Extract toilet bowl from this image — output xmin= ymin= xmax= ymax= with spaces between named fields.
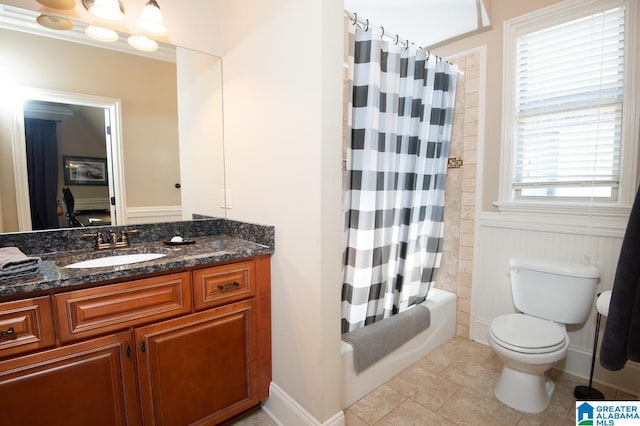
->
xmin=488 ymin=313 xmax=569 ymax=413
xmin=489 ymin=257 xmax=599 ymax=413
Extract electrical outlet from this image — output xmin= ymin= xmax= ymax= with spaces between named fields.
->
xmin=219 ymin=189 xmax=233 ymax=209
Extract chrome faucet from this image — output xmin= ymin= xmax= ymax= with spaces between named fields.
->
xmin=82 ymin=229 xmax=140 ymax=250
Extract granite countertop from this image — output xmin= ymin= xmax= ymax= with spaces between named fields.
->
xmin=0 ymin=219 xmax=274 ymax=298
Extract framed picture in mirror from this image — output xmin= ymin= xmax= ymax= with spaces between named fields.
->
xmin=63 ymin=156 xmax=108 ymax=186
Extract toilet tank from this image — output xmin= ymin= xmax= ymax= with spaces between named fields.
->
xmin=510 ymin=257 xmax=600 ymax=324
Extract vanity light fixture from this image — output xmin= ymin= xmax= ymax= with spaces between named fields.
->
xmin=137 ymin=0 xmax=167 ymax=35
xmin=127 ymin=34 xmax=158 ymax=51
xmin=36 ymin=14 xmax=74 ymax=31
xmin=82 ymin=0 xmax=124 ymax=23
xmin=36 ymin=0 xmax=76 ymax=9
xmin=84 ymin=24 xmax=119 ymax=42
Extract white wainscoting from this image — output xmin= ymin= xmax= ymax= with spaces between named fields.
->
xmin=74 ymin=197 xmax=110 ymax=211
xmin=125 ymin=206 xmax=182 ymax=224
xmin=471 ymin=211 xmax=640 ymax=395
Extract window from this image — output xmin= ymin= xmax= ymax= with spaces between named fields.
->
xmin=500 ymin=0 xmax=639 ymax=210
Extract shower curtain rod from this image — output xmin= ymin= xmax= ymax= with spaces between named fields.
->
xmin=345 ymin=10 xmax=464 ymax=75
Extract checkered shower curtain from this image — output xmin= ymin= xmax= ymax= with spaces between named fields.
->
xmin=341 ymin=22 xmax=458 ymax=333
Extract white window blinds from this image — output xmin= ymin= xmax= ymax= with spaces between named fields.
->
xmin=513 ymin=5 xmax=625 ymax=200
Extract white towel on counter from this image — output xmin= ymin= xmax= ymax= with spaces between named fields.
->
xmin=0 ymin=247 xmax=41 ymax=279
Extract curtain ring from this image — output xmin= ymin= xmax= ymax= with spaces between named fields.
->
xmin=404 ymin=39 xmax=410 ymax=50
xmin=381 ymin=26 xmax=385 ymax=39
xmin=394 ymin=34 xmax=399 ymax=45
xmin=352 ymin=12 xmax=357 ymax=25
xmin=365 ymin=19 xmax=369 ymax=31
xmin=426 ymin=51 xmax=431 ymax=60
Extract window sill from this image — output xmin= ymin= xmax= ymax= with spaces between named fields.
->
xmin=487 ymin=201 xmax=631 ymax=237
xmin=493 ymin=201 xmax=631 ymax=218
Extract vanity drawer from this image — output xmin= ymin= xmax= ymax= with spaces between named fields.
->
xmin=193 ymin=260 xmax=256 ymax=310
xmin=0 ymin=296 xmax=55 ymax=358
xmin=54 ymin=272 xmax=192 ymax=342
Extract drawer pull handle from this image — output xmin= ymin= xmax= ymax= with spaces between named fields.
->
xmin=0 ymin=327 xmax=15 ymax=337
xmin=217 ymin=282 xmax=240 ymax=292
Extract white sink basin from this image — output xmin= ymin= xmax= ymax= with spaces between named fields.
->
xmin=65 ymin=253 xmax=167 ymax=269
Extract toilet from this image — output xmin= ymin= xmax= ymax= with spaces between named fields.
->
xmin=488 ymin=257 xmax=599 ymax=413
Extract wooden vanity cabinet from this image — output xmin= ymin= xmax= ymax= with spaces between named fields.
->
xmin=0 ymin=255 xmax=271 ymax=426
xmin=54 ymin=272 xmax=192 ymax=343
xmin=0 ymin=331 xmax=139 ymax=426
xmin=136 ymin=299 xmax=258 ymax=425
xmin=193 ymin=260 xmax=256 ymax=310
xmin=0 ymin=296 xmax=55 ymax=358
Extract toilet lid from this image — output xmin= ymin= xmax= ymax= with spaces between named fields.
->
xmin=490 ymin=314 xmax=566 ymax=354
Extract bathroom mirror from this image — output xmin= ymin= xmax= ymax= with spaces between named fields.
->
xmin=0 ymin=2 xmax=226 ymax=233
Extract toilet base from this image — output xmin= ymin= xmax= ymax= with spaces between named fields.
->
xmin=494 ymin=365 xmax=555 ymax=413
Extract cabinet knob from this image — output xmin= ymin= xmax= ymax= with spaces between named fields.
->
xmin=125 ymin=344 xmax=131 ymax=358
xmin=217 ymin=282 xmax=240 ymax=292
xmin=140 ymin=341 xmax=146 ymax=353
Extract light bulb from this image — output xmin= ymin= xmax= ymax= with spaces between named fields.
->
xmin=89 ymin=0 xmax=123 ymax=23
xmin=85 ymin=25 xmax=118 ymax=42
xmin=138 ymin=0 xmax=167 ymax=35
xmin=128 ymin=34 xmax=158 ymax=52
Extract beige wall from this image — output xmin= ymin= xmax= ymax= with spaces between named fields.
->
xmin=0 ymin=28 xmax=180 ymax=231
xmin=220 ymin=0 xmax=344 ymax=422
xmin=432 ymin=0 xmax=565 ymax=211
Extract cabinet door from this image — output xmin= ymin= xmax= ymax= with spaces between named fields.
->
xmin=0 ymin=331 xmax=139 ymax=426
xmin=136 ymin=299 xmax=259 ymax=426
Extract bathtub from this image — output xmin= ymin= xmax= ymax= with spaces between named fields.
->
xmin=340 ymin=288 xmax=457 ymax=408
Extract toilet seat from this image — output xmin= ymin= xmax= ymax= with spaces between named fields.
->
xmin=490 ymin=314 xmax=566 ymax=354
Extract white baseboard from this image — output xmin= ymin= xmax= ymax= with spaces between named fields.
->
xmin=561 ymin=346 xmax=640 ymax=397
xmin=470 ymin=319 xmax=490 ymax=345
xmin=263 ymin=382 xmax=345 ymax=426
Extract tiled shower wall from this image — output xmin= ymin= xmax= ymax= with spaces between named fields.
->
xmin=435 ymin=49 xmax=481 ymax=339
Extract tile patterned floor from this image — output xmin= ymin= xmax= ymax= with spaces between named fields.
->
xmin=230 ymin=337 xmax=637 ymax=425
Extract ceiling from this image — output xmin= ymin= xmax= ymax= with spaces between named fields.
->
xmin=344 ymin=0 xmax=490 ymax=48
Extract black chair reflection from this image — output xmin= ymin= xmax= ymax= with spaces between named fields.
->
xmin=62 ymin=187 xmax=84 ymax=227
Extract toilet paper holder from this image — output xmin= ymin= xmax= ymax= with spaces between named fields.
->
xmin=573 ymin=291 xmax=612 ymax=400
